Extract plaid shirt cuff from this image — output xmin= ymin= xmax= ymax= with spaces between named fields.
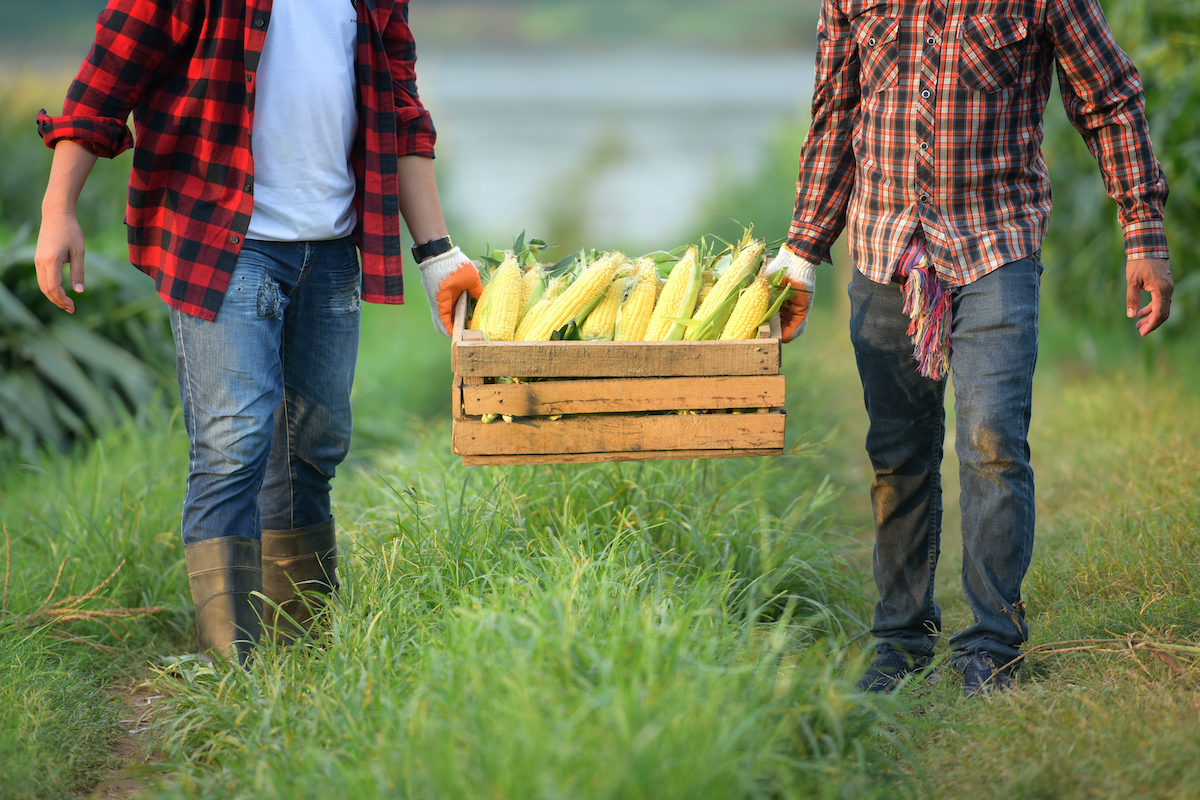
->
xmin=398 ymin=109 xmax=437 ymax=158
xmin=786 ymin=226 xmax=833 ymax=266
xmin=37 ymin=110 xmax=134 ymax=159
xmin=1123 ymin=221 xmax=1170 ymax=262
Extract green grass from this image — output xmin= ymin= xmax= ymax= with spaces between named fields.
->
xmin=3 ymin=272 xmax=1200 ymax=798
xmin=896 ymin=353 xmax=1200 ymax=800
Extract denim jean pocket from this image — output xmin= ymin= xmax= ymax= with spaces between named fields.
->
xmin=257 ymin=277 xmax=291 ymax=319
xmin=321 ymin=240 xmax=363 ymax=318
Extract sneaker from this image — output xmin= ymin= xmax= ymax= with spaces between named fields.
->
xmin=855 ymin=643 xmax=933 ymax=693
xmin=961 ymin=647 xmax=1018 ymax=697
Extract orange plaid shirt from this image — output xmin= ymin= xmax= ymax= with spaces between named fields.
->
xmin=787 ymin=0 xmax=1170 ymax=285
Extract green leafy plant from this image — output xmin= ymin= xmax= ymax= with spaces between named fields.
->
xmin=0 ymin=234 xmax=175 ymax=457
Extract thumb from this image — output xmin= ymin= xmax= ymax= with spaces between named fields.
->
xmin=69 ymin=245 xmax=86 ymax=293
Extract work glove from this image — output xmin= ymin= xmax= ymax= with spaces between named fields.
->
xmin=419 ymin=246 xmax=483 ymax=337
xmin=765 ymin=246 xmax=817 ymax=342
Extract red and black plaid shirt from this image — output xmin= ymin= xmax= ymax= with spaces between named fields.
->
xmin=787 ymin=0 xmax=1170 ymax=285
xmin=37 ymin=0 xmax=435 ymax=321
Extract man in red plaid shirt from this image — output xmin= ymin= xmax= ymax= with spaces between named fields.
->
xmin=35 ymin=0 xmax=481 ymax=665
xmin=768 ymin=0 xmax=1174 ymax=695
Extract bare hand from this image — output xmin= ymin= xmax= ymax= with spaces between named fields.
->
xmin=34 ymin=211 xmax=86 ymax=314
xmin=1125 ymin=258 xmax=1173 ymax=336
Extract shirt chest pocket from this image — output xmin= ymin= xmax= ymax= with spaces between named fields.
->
xmin=957 ymin=15 xmax=1031 ymax=94
xmin=852 ymin=15 xmax=901 ymax=93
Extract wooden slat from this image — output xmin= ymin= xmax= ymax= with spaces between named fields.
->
xmin=462 ymin=375 xmax=785 ymax=417
xmin=452 ymin=376 xmax=465 ymax=421
xmin=461 ymin=447 xmax=784 ymax=466
xmin=454 ymin=338 xmax=781 ymax=379
xmin=453 ymin=410 xmax=785 ymax=457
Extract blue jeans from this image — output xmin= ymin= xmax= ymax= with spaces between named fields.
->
xmin=848 ymin=255 xmax=1041 ymax=669
xmin=170 ymin=237 xmax=361 ymax=546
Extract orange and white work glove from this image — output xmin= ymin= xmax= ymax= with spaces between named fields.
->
xmin=765 ymin=246 xmax=817 ymax=343
xmin=419 ymin=246 xmax=483 ymax=337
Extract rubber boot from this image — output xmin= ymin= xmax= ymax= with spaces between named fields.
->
xmin=184 ymin=536 xmax=263 ymax=667
xmin=261 ymin=517 xmax=339 ymax=644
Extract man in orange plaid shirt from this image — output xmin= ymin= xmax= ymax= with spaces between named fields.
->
xmin=768 ymin=0 xmax=1174 ymax=695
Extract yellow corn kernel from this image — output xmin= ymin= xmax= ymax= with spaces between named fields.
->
xmin=615 ymin=258 xmax=659 ymax=341
xmin=524 ymin=252 xmax=624 ymax=341
xmin=580 ymin=276 xmax=626 ymax=340
xmin=520 ymin=264 xmax=544 ymax=317
xmin=483 ymin=255 xmax=523 ymax=341
xmin=515 ymin=275 xmax=567 ymax=340
xmin=693 ymin=238 xmax=764 ymax=322
xmin=720 ymin=271 xmax=771 ymax=340
xmin=644 ymin=247 xmax=698 ymax=341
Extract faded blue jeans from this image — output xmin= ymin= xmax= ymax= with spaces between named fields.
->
xmin=848 ymin=254 xmax=1041 ymax=669
xmin=170 ymin=237 xmax=361 ymax=546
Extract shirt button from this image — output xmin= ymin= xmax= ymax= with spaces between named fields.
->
xmin=254 ymin=17 xmax=266 ymax=28
xmin=921 ymin=89 xmax=931 ymax=99
xmin=919 ymin=142 xmax=929 ymax=151
xmin=244 ymin=181 xmax=253 ymax=192
xmin=230 ymin=235 xmax=241 ymax=244
xmin=927 ymin=36 xmax=936 ymax=45
xmin=246 ymin=73 xmax=253 ymax=82
xmin=919 ymin=194 xmax=929 ymax=203
xmin=868 ymin=36 xmax=877 ymax=46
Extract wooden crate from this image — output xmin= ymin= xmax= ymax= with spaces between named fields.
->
xmin=451 ymin=294 xmax=786 ymax=465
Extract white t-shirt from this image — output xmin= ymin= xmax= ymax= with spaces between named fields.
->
xmin=246 ymin=0 xmax=359 ymax=242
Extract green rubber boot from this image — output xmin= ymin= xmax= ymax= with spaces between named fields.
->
xmin=261 ymin=517 xmax=339 ymax=644
xmin=184 ymin=536 xmax=263 ymax=667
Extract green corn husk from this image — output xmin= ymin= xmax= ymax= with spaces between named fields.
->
xmin=683 ymin=230 xmax=765 ymax=341
xmin=758 ymin=268 xmax=804 ymax=329
xmin=663 ymin=240 xmax=710 ymax=341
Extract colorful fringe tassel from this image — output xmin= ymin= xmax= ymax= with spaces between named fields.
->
xmin=896 ymin=233 xmax=952 ymax=381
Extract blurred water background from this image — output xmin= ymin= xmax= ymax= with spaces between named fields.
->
xmin=0 ymin=0 xmax=821 ymax=255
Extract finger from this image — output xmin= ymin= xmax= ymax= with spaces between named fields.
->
xmin=1125 ymin=272 xmax=1142 ymax=319
xmin=35 ymin=255 xmax=76 ymax=314
xmin=1136 ymin=291 xmax=1169 ymax=336
xmin=464 ymin=266 xmax=483 ymax=299
xmin=436 ymin=290 xmax=457 ymax=337
xmin=45 ymin=282 xmax=76 ymax=314
xmin=69 ymin=246 xmax=86 ymax=293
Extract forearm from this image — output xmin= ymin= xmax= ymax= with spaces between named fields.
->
xmin=42 ymin=139 xmax=99 ymax=216
xmin=396 ymin=155 xmax=449 ymax=246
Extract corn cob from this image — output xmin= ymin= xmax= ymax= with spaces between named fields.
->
xmin=523 ymin=251 xmax=624 ymax=341
xmin=684 ymin=231 xmax=765 ymax=341
xmin=515 ymin=275 xmax=568 ymax=340
xmin=719 ymin=269 xmax=771 ymax=339
xmin=482 ymin=254 xmax=524 ymax=341
xmin=644 ymin=246 xmax=702 ymax=341
xmin=614 ymin=257 xmax=659 ymax=341
xmin=520 ymin=264 xmax=545 ymax=319
xmin=580 ymin=266 xmax=633 ymax=340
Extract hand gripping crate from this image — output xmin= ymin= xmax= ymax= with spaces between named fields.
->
xmin=450 ymin=294 xmax=786 ymax=466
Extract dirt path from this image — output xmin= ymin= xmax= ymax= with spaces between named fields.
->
xmin=84 ymin=681 xmax=168 ymax=799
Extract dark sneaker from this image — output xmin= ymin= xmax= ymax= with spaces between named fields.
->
xmin=855 ymin=643 xmax=933 ymax=693
xmin=961 ymin=647 xmax=1018 ymax=697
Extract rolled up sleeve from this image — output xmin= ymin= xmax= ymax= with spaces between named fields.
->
xmin=383 ymin=0 xmax=437 ymax=158
xmin=36 ymin=0 xmax=199 ymax=158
